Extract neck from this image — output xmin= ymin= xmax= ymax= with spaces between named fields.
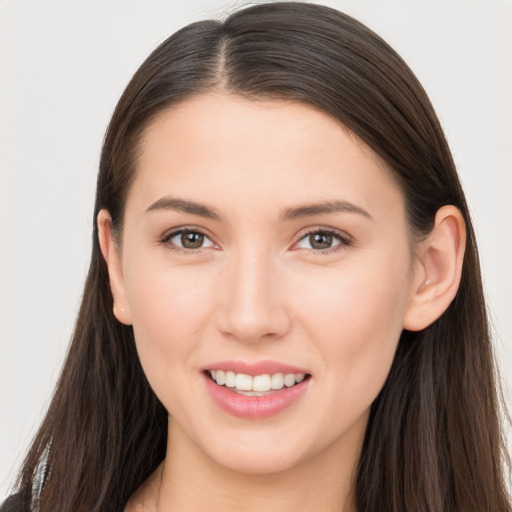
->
xmin=141 ymin=416 xmax=363 ymax=512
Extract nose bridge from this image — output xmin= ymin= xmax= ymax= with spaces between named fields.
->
xmin=219 ymin=244 xmax=290 ymax=343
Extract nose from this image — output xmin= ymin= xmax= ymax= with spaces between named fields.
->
xmin=216 ymin=248 xmax=291 ymax=344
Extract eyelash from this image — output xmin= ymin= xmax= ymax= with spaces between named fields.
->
xmin=294 ymin=228 xmax=353 ymax=255
xmin=159 ymin=227 xmax=215 ymax=254
xmin=159 ymin=227 xmax=352 ymax=255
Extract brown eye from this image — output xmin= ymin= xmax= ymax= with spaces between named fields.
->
xmin=165 ymin=229 xmax=215 ymax=251
xmin=295 ymin=229 xmax=350 ymax=252
xmin=309 ymin=232 xmax=333 ymax=249
xmin=181 ymin=231 xmax=204 ymax=249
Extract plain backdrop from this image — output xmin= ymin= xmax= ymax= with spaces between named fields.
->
xmin=1 ymin=0 xmax=511 ymax=500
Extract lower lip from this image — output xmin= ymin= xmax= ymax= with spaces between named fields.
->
xmin=204 ymin=374 xmax=310 ymax=419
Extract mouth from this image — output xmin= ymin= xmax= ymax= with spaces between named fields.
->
xmin=203 ymin=364 xmax=312 ymax=419
xmin=206 ymin=369 xmax=309 ymax=396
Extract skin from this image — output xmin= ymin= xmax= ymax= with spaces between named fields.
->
xmin=98 ymin=92 xmax=465 ymax=512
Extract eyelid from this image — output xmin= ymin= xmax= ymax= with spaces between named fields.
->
xmin=158 ymin=225 xmax=353 ymax=254
xmin=291 ymin=226 xmax=353 ymax=252
xmin=159 ymin=226 xmax=218 ymax=252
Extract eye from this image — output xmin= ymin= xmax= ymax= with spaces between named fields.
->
xmin=162 ymin=229 xmax=216 ymax=251
xmin=294 ymin=229 xmax=351 ymax=252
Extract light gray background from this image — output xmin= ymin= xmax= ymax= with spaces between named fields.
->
xmin=1 ymin=0 xmax=511 ymax=500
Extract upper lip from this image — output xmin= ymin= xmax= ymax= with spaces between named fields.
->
xmin=202 ymin=360 xmax=311 ymax=376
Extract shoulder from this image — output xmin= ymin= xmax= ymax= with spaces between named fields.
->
xmin=1 ymin=446 xmax=50 ymax=512
xmin=0 ymin=494 xmax=29 ymax=512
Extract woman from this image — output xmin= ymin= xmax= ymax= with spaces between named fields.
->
xmin=3 ymin=2 xmax=510 ymax=511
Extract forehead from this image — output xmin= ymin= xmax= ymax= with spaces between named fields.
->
xmin=129 ymin=92 xmax=403 ymax=220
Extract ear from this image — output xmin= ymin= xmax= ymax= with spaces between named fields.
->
xmin=403 ymin=205 xmax=466 ymax=331
xmin=97 ymin=209 xmax=132 ymax=325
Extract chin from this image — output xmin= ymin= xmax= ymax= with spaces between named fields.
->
xmin=194 ymin=422 xmax=320 ymax=476
xmin=209 ymin=445 xmax=306 ymax=476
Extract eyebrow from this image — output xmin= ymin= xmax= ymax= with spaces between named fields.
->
xmin=281 ymin=200 xmax=372 ymax=221
xmin=145 ymin=196 xmax=372 ymax=222
xmin=145 ymin=197 xmax=221 ymax=220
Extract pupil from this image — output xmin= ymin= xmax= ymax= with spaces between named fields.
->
xmin=181 ymin=232 xmax=204 ymax=249
xmin=310 ymin=232 xmax=332 ymax=249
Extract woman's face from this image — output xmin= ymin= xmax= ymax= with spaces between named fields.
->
xmin=113 ymin=93 xmax=419 ymax=475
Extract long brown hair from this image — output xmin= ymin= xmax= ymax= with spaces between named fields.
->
xmin=12 ymin=2 xmax=511 ymax=510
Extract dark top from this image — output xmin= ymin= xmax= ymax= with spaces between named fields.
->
xmin=0 ymin=494 xmax=28 ymax=512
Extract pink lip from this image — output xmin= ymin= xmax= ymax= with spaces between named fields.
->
xmin=202 ymin=362 xmax=311 ymax=420
xmin=202 ymin=360 xmax=310 ymax=376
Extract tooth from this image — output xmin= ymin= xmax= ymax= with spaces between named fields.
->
xmin=215 ymin=370 xmax=225 ymax=385
xmin=225 ymin=371 xmax=236 ymax=387
xmin=284 ymin=374 xmax=296 ymax=387
xmin=270 ymin=373 xmax=284 ymax=390
xmin=235 ymin=373 xmax=253 ymax=391
xmin=253 ymin=374 xmax=271 ymax=392
xmin=212 ymin=370 xmax=307 ymax=390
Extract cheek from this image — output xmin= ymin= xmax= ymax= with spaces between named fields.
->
xmin=123 ymin=259 xmax=215 ymax=407
xmin=297 ymin=249 xmax=412 ymax=398
xmin=127 ymin=255 xmax=215 ymax=329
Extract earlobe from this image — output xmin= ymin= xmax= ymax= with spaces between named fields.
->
xmin=97 ymin=209 xmax=132 ymax=325
xmin=403 ymin=205 xmax=466 ymax=331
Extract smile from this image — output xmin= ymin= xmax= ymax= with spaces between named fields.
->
xmin=203 ymin=364 xmax=311 ymax=419
xmin=208 ymin=370 xmax=306 ymax=395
